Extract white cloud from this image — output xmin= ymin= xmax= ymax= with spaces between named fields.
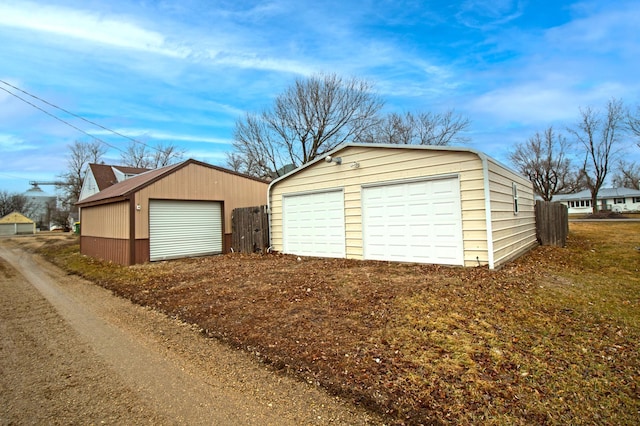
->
xmin=0 ymin=133 xmax=34 ymax=151
xmin=456 ymin=0 xmax=524 ymax=29
xmin=470 ymin=85 xmax=582 ymax=125
xmin=543 ymin=2 xmax=640 ymax=58
xmin=0 ymin=1 xmax=190 ymax=58
xmin=207 ymin=51 xmax=314 ymax=75
xmin=467 ymin=79 xmax=631 ymax=131
xmin=0 ymin=1 xmax=319 ymax=76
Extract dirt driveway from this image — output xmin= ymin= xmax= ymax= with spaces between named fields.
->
xmin=0 ymin=238 xmax=379 ymax=425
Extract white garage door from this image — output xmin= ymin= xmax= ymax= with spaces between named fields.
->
xmin=362 ymin=177 xmax=463 ymax=265
xmin=283 ymin=191 xmax=345 ymax=258
xmin=149 ymin=200 xmax=222 ymax=261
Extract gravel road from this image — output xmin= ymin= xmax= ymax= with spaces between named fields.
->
xmin=0 ymin=238 xmax=381 ymax=425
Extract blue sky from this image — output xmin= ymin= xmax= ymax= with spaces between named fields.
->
xmin=1 ymin=0 xmax=639 ymax=194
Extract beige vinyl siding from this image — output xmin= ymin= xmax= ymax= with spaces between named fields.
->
xmin=270 ymin=146 xmax=488 ymax=265
xmin=486 ymin=159 xmax=537 ymax=268
xmin=134 ymin=163 xmax=268 ymax=239
xmin=81 ymin=202 xmax=129 ymax=239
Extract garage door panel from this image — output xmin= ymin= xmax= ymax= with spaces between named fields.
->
xmin=283 ymin=191 xmax=345 ymax=258
xmin=363 ymin=178 xmax=463 ymax=265
xmin=150 ymin=200 xmax=222 ymax=261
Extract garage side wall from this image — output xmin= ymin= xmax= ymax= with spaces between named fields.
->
xmin=487 ymin=159 xmax=537 ymax=268
xmin=270 ymin=146 xmax=490 ymax=266
xmin=79 ymin=201 xmax=130 ymax=265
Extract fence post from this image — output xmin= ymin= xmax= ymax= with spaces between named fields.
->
xmin=535 ymin=200 xmax=568 ymax=247
xmin=231 ymin=205 xmax=270 ymax=253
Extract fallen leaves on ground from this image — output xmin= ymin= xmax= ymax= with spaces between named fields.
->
xmin=35 ymin=223 xmax=640 ymax=425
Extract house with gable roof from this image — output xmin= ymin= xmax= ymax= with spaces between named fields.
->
xmin=79 ymin=163 xmax=150 ymax=201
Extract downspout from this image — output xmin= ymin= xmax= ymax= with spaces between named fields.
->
xmin=479 ymin=153 xmax=495 ymax=269
xmin=266 ymin=179 xmax=276 ymax=252
xmin=129 ymin=196 xmax=136 ymax=266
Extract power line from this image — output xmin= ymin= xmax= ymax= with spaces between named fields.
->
xmin=0 ymin=84 xmax=126 ymax=154
xmin=0 ymin=79 xmax=167 ymax=155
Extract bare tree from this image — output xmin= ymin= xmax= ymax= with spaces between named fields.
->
xmin=151 ymin=142 xmax=186 ymax=168
xmin=358 ymin=110 xmax=470 ymax=146
xmin=414 ymin=110 xmax=471 ymax=145
xmin=121 ymin=141 xmax=185 ymax=169
xmin=230 ymin=73 xmax=384 ymax=178
xmin=611 ymin=160 xmax=640 ymax=189
xmin=231 ymin=113 xmax=283 ymax=179
xmin=120 ymin=142 xmax=150 ymax=168
xmin=0 ymin=191 xmax=36 ymax=218
xmin=58 ymin=139 xmax=106 ymax=210
xmin=568 ymin=99 xmax=625 ymax=213
xmin=226 ymin=152 xmax=245 ymax=173
xmin=358 ymin=112 xmax=413 ymax=144
xmin=627 ymin=105 xmax=640 ymax=149
xmin=509 ymin=127 xmax=576 ymax=201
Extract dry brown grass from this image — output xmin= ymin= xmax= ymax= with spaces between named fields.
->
xmin=31 ymin=222 xmax=640 ymax=425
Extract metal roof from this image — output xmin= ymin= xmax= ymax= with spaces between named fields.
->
xmin=552 ymin=187 xmax=640 ymax=201
xmin=268 ymin=142 xmax=522 ymax=188
xmin=76 ymin=159 xmax=268 ymax=207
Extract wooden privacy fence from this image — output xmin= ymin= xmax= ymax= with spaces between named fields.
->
xmin=535 ymin=200 xmax=568 ymax=247
xmin=231 ymin=205 xmax=269 ymax=253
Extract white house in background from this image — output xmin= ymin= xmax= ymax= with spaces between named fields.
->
xmin=552 ymin=188 xmax=640 ymax=214
xmin=79 ymin=163 xmax=150 ymax=201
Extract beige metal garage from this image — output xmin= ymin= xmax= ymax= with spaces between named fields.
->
xmin=76 ymin=159 xmax=269 ymax=265
xmin=268 ymin=143 xmax=537 ymax=269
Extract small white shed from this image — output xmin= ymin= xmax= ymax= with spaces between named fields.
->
xmin=268 ymin=143 xmax=537 ymax=269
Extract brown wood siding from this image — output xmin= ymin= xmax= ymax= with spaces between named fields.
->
xmin=80 ymin=201 xmax=129 ymax=239
xmin=270 ymin=146 xmax=487 ymax=266
xmin=80 ymin=236 xmax=130 ymax=265
xmin=134 ymin=163 xmax=268 ymax=239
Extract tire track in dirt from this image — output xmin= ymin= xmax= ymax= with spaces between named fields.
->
xmin=0 ymin=241 xmax=380 ymax=425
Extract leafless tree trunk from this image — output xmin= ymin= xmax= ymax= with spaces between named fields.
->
xmin=568 ymin=99 xmax=625 ymax=213
xmin=509 ymin=127 xmax=576 ymax=201
xmin=58 ymin=140 xmax=106 ymax=210
xmin=230 ymin=73 xmax=383 ymax=178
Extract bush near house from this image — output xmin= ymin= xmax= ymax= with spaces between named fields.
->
xmin=36 ymin=223 xmax=639 ymax=425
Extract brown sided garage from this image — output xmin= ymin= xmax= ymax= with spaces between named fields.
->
xmin=76 ymin=159 xmax=268 ymax=265
xmin=268 ymin=143 xmax=537 ymax=269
